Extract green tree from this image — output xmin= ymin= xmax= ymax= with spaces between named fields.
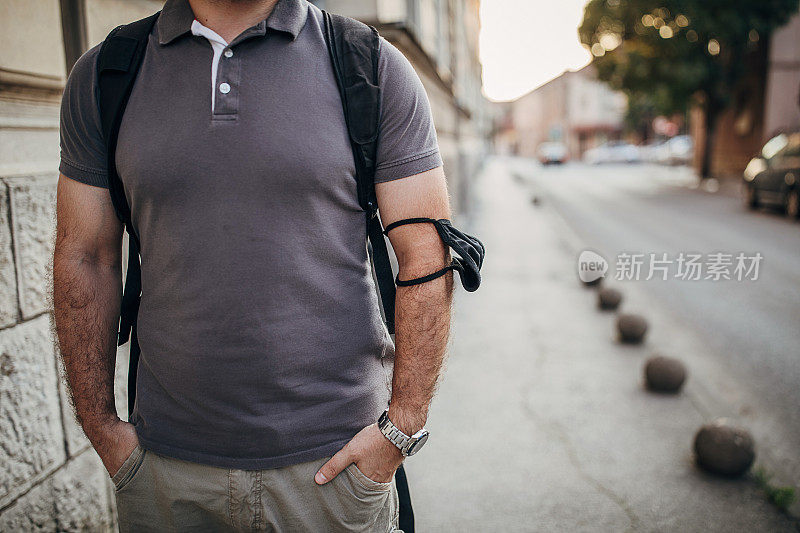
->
xmin=579 ymin=0 xmax=799 ymax=178
xmin=624 ymin=93 xmax=658 ymax=141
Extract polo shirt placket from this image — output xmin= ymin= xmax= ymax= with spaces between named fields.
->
xmin=209 ymin=23 xmax=271 ymax=119
xmin=213 ymin=43 xmax=240 ymax=119
xmin=189 ymin=15 xmax=274 ymax=120
xmin=198 ymin=22 xmax=270 ymax=120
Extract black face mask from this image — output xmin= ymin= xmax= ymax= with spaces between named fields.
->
xmin=430 ymin=219 xmax=484 ymax=291
xmin=383 ymin=217 xmax=485 ymax=291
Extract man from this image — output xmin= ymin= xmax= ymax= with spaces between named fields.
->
xmin=52 ymin=0 xmax=453 ymax=530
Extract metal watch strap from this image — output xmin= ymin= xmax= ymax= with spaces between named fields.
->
xmin=380 ymin=417 xmax=411 ymax=450
xmin=378 ymin=409 xmax=413 ymax=452
xmin=378 ymin=409 xmax=430 ymax=456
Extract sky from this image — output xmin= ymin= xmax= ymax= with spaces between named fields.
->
xmin=479 ymin=0 xmax=593 ymax=102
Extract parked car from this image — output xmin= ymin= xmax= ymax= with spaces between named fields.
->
xmin=584 ymin=141 xmax=640 ymax=164
xmin=639 ymin=140 xmax=667 ymax=163
xmin=537 ymin=141 xmax=568 ymax=165
xmin=742 ymin=131 xmax=800 ymax=219
xmin=660 ymin=135 xmax=693 ymax=166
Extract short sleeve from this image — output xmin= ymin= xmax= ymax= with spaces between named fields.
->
xmin=373 ymin=37 xmax=443 ymax=183
xmin=59 ymin=43 xmax=109 ymax=188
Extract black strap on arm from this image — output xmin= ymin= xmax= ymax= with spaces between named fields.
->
xmin=384 ymin=217 xmax=485 ymax=291
xmin=96 ymin=11 xmax=160 ymax=420
xmin=322 ymin=10 xmax=398 ymax=335
xmin=396 ymin=264 xmax=453 ymax=286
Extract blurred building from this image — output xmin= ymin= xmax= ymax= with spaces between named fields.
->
xmin=0 ymin=0 xmax=488 ymax=529
xmin=764 ymin=12 xmax=800 ymax=139
xmin=497 ymin=64 xmax=626 ymax=161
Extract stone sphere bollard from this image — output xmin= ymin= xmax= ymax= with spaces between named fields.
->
xmin=597 ymin=288 xmax=623 ymax=310
xmin=644 ymin=355 xmax=686 ymax=393
xmin=617 ymin=313 xmax=648 ymax=343
xmin=582 ymin=276 xmax=603 ymax=288
xmin=693 ymin=419 xmax=755 ymax=477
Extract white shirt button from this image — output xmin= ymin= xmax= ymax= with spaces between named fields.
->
xmin=224 ymin=49 xmax=233 ymax=58
xmin=219 ymin=82 xmax=231 ymax=94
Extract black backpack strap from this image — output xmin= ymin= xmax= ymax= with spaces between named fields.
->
xmin=96 ymin=11 xmax=159 ymax=420
xmin=98 ymin=12 xmax=159 ymax=228
xmin=394 ymin=462 xmax=415 ymax=531
xmin=323 ymin=12 xmax=416 ymax=532
xmin=322 ymin=11 xmax=397 ymax=335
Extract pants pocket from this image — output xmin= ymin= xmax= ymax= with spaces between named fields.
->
xmin=323 ymin=463 xmax=397 ymax=532
xmin=345 ymin=463 xmax=393 ymax=493
xmin=112 ymin=444 xmax=147 ymax=492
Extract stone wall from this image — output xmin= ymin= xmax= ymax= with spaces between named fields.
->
xmin=0 ymin=1 xmax=154 ymax=529
xmin=0 ymin=176 xmax=120 ymax=530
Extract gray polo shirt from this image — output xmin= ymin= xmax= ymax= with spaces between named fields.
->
xmin=59 ymin=0 xmax=442 ymax=469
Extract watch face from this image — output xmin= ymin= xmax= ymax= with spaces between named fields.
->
xmin=404 ymin=430 xmax=429 ymax=456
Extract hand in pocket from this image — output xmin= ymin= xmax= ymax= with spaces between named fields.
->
xmin=93 ymin=418 xmax=141 ymax=478
xmin=315 ymin=424 xmax=402 ymax=485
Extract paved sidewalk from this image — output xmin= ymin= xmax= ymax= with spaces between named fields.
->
xmin=405 ymin=158 xmax=797 ymax=532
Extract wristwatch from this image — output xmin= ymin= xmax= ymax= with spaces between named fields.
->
xmin=377 ymin=409 xmax=430 ymax=456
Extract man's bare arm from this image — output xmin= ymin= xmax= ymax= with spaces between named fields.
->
xmin=53 ymin=173 xmax=137 ymax=475
xmin=377 ymin=165 xmax=454 ymax=434
xmin=315 ymin=166 xmax=453 ymax=484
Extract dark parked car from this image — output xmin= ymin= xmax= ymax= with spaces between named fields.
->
xmin=742 ymin=132 xmax=800 ymax=219
xmin=537 ymin=141 xmax=568 ymax=165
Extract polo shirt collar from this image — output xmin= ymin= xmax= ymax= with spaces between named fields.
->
xmin=265 ymin=0 xmax=308 ymax=39
xmin=157 ymin=0 xmax=308 ymax=46
xmin=157 ymin=0 xmax=194 ymax=45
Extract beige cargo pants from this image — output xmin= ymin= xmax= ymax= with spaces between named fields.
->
xmin=111 ymin=444 xmax=402 ymax=532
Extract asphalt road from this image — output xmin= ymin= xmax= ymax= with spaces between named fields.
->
xmin=513 ymin=158 xmax=800 ymax=470
xmin=407 ymin=158 xmax=798 ymax=531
